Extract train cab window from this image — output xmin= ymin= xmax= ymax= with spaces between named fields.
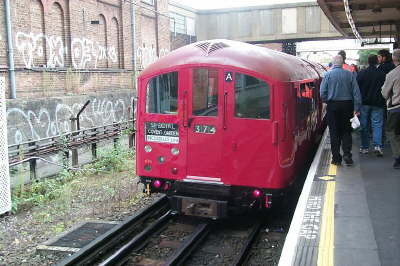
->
xmin=234 ymin=73 xmax=270 ymax=119
xmin=146 ymin=72 xmax=178 ymax=114
xmin=192 ymin=68 xmax=218 ymax=117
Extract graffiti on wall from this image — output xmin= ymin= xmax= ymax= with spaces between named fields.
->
xmin=71 ymin=37 xmax=117 ymax=69
xmin=6 ymin=96 xmax=135 ymax=145
xmin=15 ymin=32 xmax=117 ymax=69
xmin=136 ymin=45 xmax=169 ymax=69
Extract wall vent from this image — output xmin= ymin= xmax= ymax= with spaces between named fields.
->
xmin=195 ymin=41 xmax=229 ymax=56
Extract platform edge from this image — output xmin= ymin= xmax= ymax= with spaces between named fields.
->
xmin=278 ymin=129 xmax=328 ymax=266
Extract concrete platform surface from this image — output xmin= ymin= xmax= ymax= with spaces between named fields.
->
xmin=279 ymin=131 xmax=400 ymax=266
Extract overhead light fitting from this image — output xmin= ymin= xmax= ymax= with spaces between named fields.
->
xmin=343 ymin=0 xmax=363 ymax=42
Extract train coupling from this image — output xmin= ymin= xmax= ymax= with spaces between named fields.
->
xmin=169 ymin=196 xmax=228 ymax=219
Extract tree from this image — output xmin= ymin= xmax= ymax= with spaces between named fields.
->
xmin=358 ymin=49 xmax=380 ymax=66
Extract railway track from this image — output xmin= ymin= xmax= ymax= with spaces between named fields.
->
xmin=58 ymin=200 xmax=287 ymax=266
xmin=58 ymin=195 xmax=170 ymax=266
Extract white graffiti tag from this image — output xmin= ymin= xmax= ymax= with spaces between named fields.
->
xmin=71 ymin=37 xmax=117 ymax=69
xmin=15 ymin=32 xmax=117 ymax=69
xmin=6 ymin=97 xmax=130 ymax=145
xmin=136 ymin=45 xmax=169 ymax=69
xmin=15 ymin=32 xmax=62 ymax=68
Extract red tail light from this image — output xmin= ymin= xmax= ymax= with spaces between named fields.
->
xmin=163 ymin=182 xmax=171 ymax=191
xmin=153 ymin=180 xmax=161 ymax=188
xmin=252 ymin=189 xmax=262 ymax=198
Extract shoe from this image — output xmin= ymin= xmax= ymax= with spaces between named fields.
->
xmin=344 ymin=156 xmax=353 ymax=166
xmin=374 ymin=147 xmax=383 ymax=157
xmin=331 ymin=159 xmax=342 ymax=166
xmin=359 ymin=148 xmax=369 ymax=154
xmin=394 ymin=158 xmax=400 ymax=169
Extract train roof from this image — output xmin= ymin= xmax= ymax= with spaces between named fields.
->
xmin=139 ymin=39 xmax=326 ymax=82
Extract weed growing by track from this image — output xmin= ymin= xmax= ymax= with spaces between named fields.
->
xmin=10 ymin=144 xmax=136 ymax=215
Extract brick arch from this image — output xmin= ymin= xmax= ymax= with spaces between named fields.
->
xmin=110 ymin=17 xmax=121 ymax=68
xmin=98 ymin=14 xmax=108 ymax=68
xmin=47 ymin=2 xmax=66 ymax=68
xmin=30 ymin=0 xmax=46 ymax=67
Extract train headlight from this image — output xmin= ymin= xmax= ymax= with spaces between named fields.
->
xmin=171 ymin=147 xmax=179 ymax=155
xmin=144 ymin=145 xmax=152 ymax=153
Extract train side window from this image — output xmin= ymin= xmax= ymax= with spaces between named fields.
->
xmin=192 ymin=68 xmax=218 ymax=117
xmin=234 ymin=73 xmax=270 ymax=119
xmin=296 ymin=82 xmax=314 ymax=122
xmin=146 ymin=72 xmax=178 ymax=114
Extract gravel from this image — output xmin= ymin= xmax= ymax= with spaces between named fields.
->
xmin=0 ymin=166 xmax=160 ymax=266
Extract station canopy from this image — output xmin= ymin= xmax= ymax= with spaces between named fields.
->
xmin=317 ymin=0 xmax=400 ymax=45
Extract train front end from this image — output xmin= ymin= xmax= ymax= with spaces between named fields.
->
xmin=136 ymin=64 xmax=286 ymax=219
xmin=135 ymin=40 xmax=315 ymax=219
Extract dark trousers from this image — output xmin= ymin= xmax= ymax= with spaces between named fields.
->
xmin=327 ymin=101 xmax=354 ymax=162
xmin=386 ymin=111 xmax=400 ymax=158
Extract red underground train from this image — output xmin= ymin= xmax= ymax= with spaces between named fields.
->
xmin=136 ymin=40 xmax=326 ymax=219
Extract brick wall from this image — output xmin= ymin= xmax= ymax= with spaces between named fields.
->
xmin=0 ymin=0 xmax=171 ymax=99
xmin=171 ymin=33 xmax=197 ymax=50
xmin=135 ymin=0 xmax=170 ymax=71
xmin=0 ymin=0 xmax=170 ymax=147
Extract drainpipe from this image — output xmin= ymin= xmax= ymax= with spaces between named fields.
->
xmin=154 ymin=0 xmax=160 ymax=56
xmin=4 ymin=0 xmax=16 ymax=99
xmin=130 ymin=0 xmax=137 ymax=73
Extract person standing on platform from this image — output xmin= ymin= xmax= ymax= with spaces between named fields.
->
xmin=381 ymin=49 xmax=400 ymax=169
xmin=378 ymin=49 xmax=396 ymax=75
xmin=338 ymin=50 xmax=351 ymax=71
xmin=320 ymin=55 xmax=362 ymax=166
xmin=377 ymin=49 xmax=395 ymax=147
xmin=357 ymin=54 xmax=386 ymax=156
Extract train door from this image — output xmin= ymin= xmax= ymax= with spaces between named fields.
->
xmin=222 ymin=71 xmax=274 ymax=187
xmin=137 ymin=70 xmax=187 ymax=181
xmin=185 ymin=68 xmax=224 ymax=182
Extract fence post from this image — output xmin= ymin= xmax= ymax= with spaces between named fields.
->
xmin=70 ymin=118 xmax=79 ymax=167
xmin=113 ymin=122 xmax=119 ymax=149
xmin=29 ymin=141 xmax=37 ymax=180
xmin=91 ymin=128 xmax=97 ymax=160
xmin=128 ymin=130 xmax=134 ymax=148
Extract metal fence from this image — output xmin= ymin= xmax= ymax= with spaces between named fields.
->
xmin=8 ymin=120 xmax=135 ymax=181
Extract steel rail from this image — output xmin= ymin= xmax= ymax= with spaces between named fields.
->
xmin=163 ymin=221 xmax=212 ymax=266
xmin=233 ymin=220 xmax=263 ymax=266
xmin=99 ymin=210 xmax=173 ymax=266
xmin=57 ymin=195 xmax=169 ymax=266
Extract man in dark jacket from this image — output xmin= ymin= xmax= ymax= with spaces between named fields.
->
xmin=357 ymin=54 xmax=386 ymax=156
xmin=377 ymin=49 xmax=395 ymax=74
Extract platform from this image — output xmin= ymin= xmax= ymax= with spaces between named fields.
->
xmin=279 ymin=130 xmax=400 ymax=266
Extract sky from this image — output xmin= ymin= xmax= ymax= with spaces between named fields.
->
xmin=171 ymin=0 xmax=316 ymax=10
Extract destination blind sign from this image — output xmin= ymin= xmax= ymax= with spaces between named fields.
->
xmin=145 ymin=122 xmax=179 ymax=144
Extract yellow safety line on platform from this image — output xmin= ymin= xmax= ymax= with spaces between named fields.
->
xmin=328 ymin=164 xmax=337 ymax=176
xmin=318 ymin=176 xmax=335 ymax=181
xmin=317 ymin=180 xmax=336 ymax=266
